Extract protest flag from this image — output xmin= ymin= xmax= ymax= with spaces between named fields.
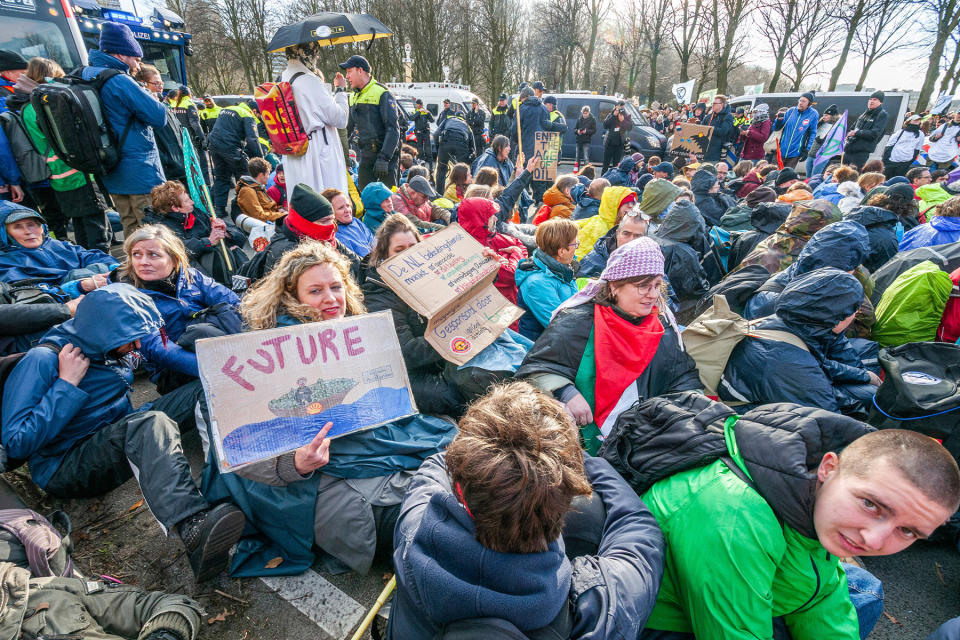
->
xmin=811 ymin=110 xmax=848 ymax=178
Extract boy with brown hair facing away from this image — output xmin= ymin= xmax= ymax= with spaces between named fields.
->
xmin=235 ymin=157 xmax=285 ymax=222
xmin=388 ymin=381 xmax=664 ymax=639
xmin=534 ymin=173 xmax=580 ymax=223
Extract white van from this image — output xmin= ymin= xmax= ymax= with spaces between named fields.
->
xmin=385 ymin=82 xmax=490 ymax=124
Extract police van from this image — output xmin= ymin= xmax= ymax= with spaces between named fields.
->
xmin=385 ymin=82 xmax=489 ymax=121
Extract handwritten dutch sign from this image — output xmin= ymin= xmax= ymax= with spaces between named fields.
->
xmin=531 ymin=131 xmax=562 ymax=182
xmin=670 ymin=122 xmax=714 ymax=161
xmin=377 ymin=224 xmax=524 ymax=366
xmin=195 ymin=311 xmax=417 ymax=471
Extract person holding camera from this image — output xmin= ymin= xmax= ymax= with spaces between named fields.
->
xmin=602 ymin=101 xmax=632 ymax=174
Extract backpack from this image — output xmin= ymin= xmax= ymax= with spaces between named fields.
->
xmin=236 ymin=242 xmax=272 ymax=282
xmin=682 ymin=295 xmax=809 ymax=397
xmin=30 ymin=68 xmax=134 ymax=175
xmin=0 ymin=507 xmax=77 ymax=578
xmin=694 ymin=264 xmax=771 ymax=316
xmin=873 ymin=260 xmax=954 ymax=347
xmin=869 ymin=242 xmax=960 ymax=305
xmin=937 ymin=267 xmax=960 ymax=343
xmin=255 ymin=74 xmax=310 ymax=156
xmin=0 ymin=109 xmax=51 ymax=183
xmin=868 ymin=342 xmax=960 ymax=459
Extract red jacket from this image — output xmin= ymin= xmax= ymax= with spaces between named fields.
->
xmin=457 ymin=197 xmax=528 ymax=303
xmin=740 ymin=119 xmax=772 ymax=161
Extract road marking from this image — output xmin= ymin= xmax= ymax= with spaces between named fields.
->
xmin=262 ymin=570 xmax=366 ymax=639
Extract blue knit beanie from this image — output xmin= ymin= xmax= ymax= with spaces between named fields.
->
xmin=99 ymin=22 xmax=143 ymax=58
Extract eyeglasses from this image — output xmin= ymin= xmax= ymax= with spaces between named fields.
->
xmin=568 ymin=240 xmax=580 ymax=248
xmin=147 ymin=80 xmax=163 ymax=88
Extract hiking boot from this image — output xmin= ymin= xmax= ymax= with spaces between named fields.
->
xmin=177 ymin=504 xmax=245 ymax=582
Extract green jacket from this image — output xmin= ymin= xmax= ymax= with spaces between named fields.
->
xmin=22 ymin=103 xmax=87 ymax=192
xmin=642 ymin=459 xmax=859 ymax=640
xmin=916 ymin=183 xmax=951 ymax=218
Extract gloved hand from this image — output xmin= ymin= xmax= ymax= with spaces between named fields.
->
xmin=374 ymin=158 xmax=389 ymax=181
xmin=799 ymin=150 xmax=808 ymax=161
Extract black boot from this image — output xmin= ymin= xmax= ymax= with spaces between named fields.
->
xmin=177 ymin=503 xmax=246 ymax=582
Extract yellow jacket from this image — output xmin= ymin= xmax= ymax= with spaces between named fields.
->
xmin=576 ymin=186 xmax=634 ymax=260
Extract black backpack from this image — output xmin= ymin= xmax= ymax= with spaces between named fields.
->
xmin=0 ymin=110 xmax=51 ymax=183
xmin=30 ymin=68 xmax=133 ymax=176
xmin=694 ymin=264 xmax=772 ymax=316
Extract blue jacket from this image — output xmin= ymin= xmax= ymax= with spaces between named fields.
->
xmin=843 ymin=205 xmax=898 ymax=272
xmin=602 ymin=157 xmax=636 ymax=187
xmin=1 ymin=284 xmax=163 ymax=487
xmin=577 ymin=227 xmax=616 ymax=278
xmin=0 ymin=126 xmax=21 ymax=186
xmin=82 ymin=50 xmax=167 ymax=195
xmin=471 ymin=148 xmax=514 ymax=186
xmin=744 ymin=220 xmax=870 ymax=319
xmin=0 ymin=201 xmax=117 ymax=297
xmin=775 ymin=106 xmax=819 ymax=159
xmin=721 ymin=268 xmax=869 ymax=413
xmin=811 ymin=181 xmax=844 ymax=205
xmin=138 ymin=267 xmax=239 ymax=379
xmin=573 ymin=191 xmax=601 ymax=220
xmin=518 ymin=96 xmax=567 ymax=161
xmin=336 ymin=218 xmax=375 ymax=257
xmin=899 ymin=214 xmax=960 ymax=251
xmin=360 ymin=181 xmax=396 ymax=232
xmin=516 ymin=250 xmax=577 ymax=339
xmin=387 ymin=453 xmax=664 ymax=640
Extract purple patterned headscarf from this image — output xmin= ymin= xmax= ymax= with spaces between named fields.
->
xmin=553 ymin=237 xmax=665 ymax=318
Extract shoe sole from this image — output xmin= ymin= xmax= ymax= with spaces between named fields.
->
xmin=194 ymin=507 xmax=247 ymax=582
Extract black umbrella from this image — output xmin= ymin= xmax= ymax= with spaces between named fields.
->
xmin=267 ymin=12 xmax=392 ymax=53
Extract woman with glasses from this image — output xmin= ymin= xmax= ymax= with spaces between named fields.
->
xmin=517 ymin=237 xmax=700 ymax=455
xmin=516 ymin=217 xmax=580 ymax=340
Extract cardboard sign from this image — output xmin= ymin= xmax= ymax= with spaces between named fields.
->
xmin=531 ymin=131 xmax=562 ymax=181
xmin=377 ymin=224 xmax=524 ymax=365
xmin=196 ymin=311 xmax=417 ymax=471
xmin=671 ymin=122 xmax=714 ymax=160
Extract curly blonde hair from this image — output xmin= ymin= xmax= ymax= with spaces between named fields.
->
xmin=241 ymin=241 xmax=365 ymax=330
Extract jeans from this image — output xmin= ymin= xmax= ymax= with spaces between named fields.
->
xmin=44 ymin=380 xmax=211 ymax=531
xmin=640 ymin=563 xmax=883 ymax=640
xmin=576 ymin=142 xmax=590 ymax=167
xmin=804 ymin=155 xmax=816 ymax=180
xmin=929 ymin=617 xmax=960 ymax=640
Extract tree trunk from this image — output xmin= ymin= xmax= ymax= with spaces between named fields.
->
xmin=648 ymin=48 xmax=659 ymax=103
xmin=939 ymin=41 xmax=960 ymax=96
xmin=827 ymin=0 xmax=867 ymax=90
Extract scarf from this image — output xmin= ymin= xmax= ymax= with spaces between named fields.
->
xmin=592 ymin=304 xmax=664 ymax=430
xmin=284 ymin=207 xmax=336 ymax=242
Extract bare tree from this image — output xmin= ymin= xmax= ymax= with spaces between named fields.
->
xmin=671 ymin=0 xmax=704 ymax=82
xmin=474 ymin=0 xmax=522 ymax=102
xmin=708 ymin=0 xmax=749 ymax=93
xmin=780 ymin=0 xmax=839 ymax=90
xmin=580 ymin=0 xmax=607 ymax=88
xmin=850 ymin=0 xmax=912 ymax=90
xmin=916 ymin=0 xmax=960 ymax=110
xmin=756 ymin=0 xmax=801 ymax=92
xmin=639 ymin=0 xmax=673 ymax=101
xmin=826 ymin=0 xmax=871 ymax=90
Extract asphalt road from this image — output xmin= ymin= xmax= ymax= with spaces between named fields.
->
xmin=4 ymin=372 xmax=956 ymax=640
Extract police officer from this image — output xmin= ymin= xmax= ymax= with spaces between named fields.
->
xmin=543 ymin=95 xmax=565 ymax=128
xmin=413 ymin=98 xmax=434 ymax=169
xmin=434 ymin=111 xmax=475 ymax=193
xmin=489 ymin=93 xmax=512 ymax=140
xmin=199 ymin=95 xmax=221 ymax=135
xmin=341 ymin=54 xmax=401 ymax=189
xmin=167 ymin=85 xmax=209 ymax=182
xmin=466 ymin=97 xmax=486 ymax=158
xmin=439 ymin=98 xmax=456 ymax=121
xmin=532 ymin=81 xmax=546 ymax=100
xmin=207 ymin=99 xmax=262 ymax=216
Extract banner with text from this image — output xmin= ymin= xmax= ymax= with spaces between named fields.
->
xmin=530 ymin=131 xmax=562 ymax=182
xmin=196 ymin=311 xmax=416 ymax=471
xmin=377 ymin=224 xmax=523 ymax=365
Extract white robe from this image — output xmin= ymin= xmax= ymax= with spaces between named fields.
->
xmin=280 ymin=60 xmax=349 ymax=196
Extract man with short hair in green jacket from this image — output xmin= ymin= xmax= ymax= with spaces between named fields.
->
xmin=639 ymin=424 xmax=960 ymax=640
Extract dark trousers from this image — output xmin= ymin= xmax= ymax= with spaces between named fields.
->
xmin=843 ymin=152 xmax=870 ymax=170
xmin=781 ymin=155 xmax=801 ymax=169
xmin=358 ymin=152 xmax=399 ymax=190
xmin=211 ymin=150 xmax=247 ymax=216
xmin=415 ymin=135 xmax=433 ymax=169
xmin=435 ymin=143 xmax=470 ymax=193
xmin=53 ymin=182 xmax=109 ymax=253
xmin=45 ymin=381 xmax=210 ymax=531
xmin=601 ymin=144 xmax=623 ymax=174
xmin=25 ymin=185 xmax=68 ymax=241
xmin=531 ymin=179 xmax=550 ymax=208
xmin=884 ymin=161 xmax=912 ymax=179
xmin=576 ymin=142 xmax=590 ymax=167
xmin=473 ymin=133 xmax=485 ymax=158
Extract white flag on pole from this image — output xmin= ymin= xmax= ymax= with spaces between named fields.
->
xmin=672 ymin=80 xmax=696 ymax=104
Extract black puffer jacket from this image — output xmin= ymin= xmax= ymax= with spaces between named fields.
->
xmin=652 ymin=200 xmax=711 ymax=300
xmin=516 ymin=302 xmax=702 ymax=402
xmin=361 ymin=274 xmax=444 ymax=373
xmin=846 ymin=106 xmax=889 ymax=156
xmin=599 ymin=392 xmax=872 ymax=539
xmin=255 ymin=217 xmax=361 ymax=283
xmin=843 ymin=205 xmax=899 ymax=272
xmin=690 ymin=170 xmax=736 ymax=227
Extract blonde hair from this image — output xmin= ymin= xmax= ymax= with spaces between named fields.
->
xmin=463 ymin=184 xmax=492 ymax=199
xmin=119 ymin=224 xmax=192 ymax=287
xmin=26 ymin=57 xmax=64 ymax=82
xmin=241 ymin=241 xmax=365 ymax=330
